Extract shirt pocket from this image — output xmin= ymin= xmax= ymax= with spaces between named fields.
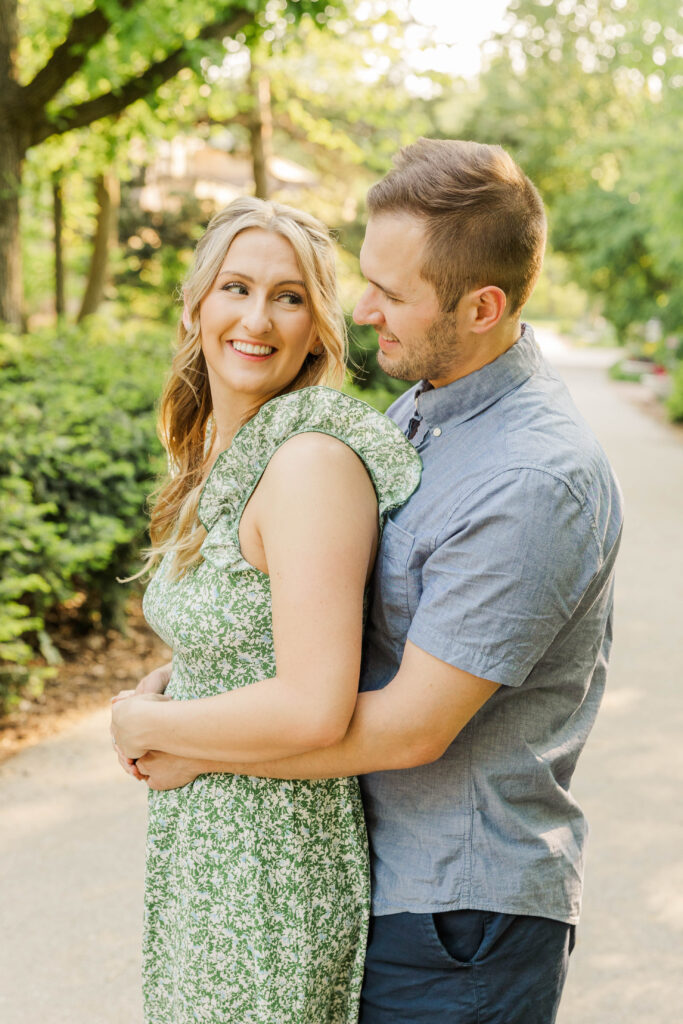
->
xmin=373 ymin=518 xmax=417 ymax=642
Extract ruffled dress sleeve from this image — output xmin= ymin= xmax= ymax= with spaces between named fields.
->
xmin=198 ymin=385 xmax=422 ymax=572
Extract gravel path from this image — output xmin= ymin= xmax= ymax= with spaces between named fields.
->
xmin=1 ymin=327 xmax=681 ymax=1023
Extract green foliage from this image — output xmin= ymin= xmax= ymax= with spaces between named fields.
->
xmin=551 ymin=186 xmax=673 ymax=336
xmin=453 ymin=0 xmax=683 ymax=345
xmin=608 ymin=360 xmax=646 ymax=383
xmin=666 ymin=363 xmax=683 ymax=423
xmin=0 ymin=317 xmax=169 ymax=710
xmin=116 ymin=189 xmax=209 ymax=320
xmin=522 ymin=249 xmax=591 ymax=331
xmin=263 ymin=8 xmax=442 ymax=176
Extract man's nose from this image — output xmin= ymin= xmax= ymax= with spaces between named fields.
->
xmin=353 ymin=286 xmax=383 ymax=326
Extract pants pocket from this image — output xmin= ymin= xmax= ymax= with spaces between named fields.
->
xmin=427 ymin=910 xmax=487 ymax=967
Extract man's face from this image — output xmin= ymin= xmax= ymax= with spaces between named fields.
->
xmin=353 ymin=213 xmax=461 ymax=385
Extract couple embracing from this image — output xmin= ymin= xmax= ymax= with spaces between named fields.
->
xmin=111 ymin=138 xmax=623 ymax=1024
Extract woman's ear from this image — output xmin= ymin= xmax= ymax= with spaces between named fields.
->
xmin=182 ymin=290 xmax=193 ymax=331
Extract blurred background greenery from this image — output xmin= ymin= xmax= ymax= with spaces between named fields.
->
xmin=1 ymin=0 xmax=682 ymax=707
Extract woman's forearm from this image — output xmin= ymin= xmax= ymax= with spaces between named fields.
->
xmin=134 ymin=670 xmax=357 ymax=762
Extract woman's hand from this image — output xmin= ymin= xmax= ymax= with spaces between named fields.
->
xmin=136 ymin=661 xmax=173 ymax=695
xmin=111 ymin=660 xmax=172 ymax=705
xmin=111 ymin=661 xmax=173 ymax=775
xmin=136 ymin=751 xmax=204 ymax=791
xmin=111 ymin=692 xmax=171 ymax=760
xmin=115 ymin=744 xmax=147 ymax=781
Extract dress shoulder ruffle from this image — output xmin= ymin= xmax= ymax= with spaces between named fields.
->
xmin=198 ymin=385 xmax=421 ymax=572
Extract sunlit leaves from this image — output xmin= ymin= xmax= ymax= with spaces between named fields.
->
xmin=462 ymin=0 xmax=683 ymax=340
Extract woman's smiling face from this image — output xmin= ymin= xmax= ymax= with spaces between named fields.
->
xmin=199 ymin=227 xmax=318 ymax=411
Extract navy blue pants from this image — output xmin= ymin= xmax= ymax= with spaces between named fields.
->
xmin=359 ymin=910 xmax=575 ymax=1023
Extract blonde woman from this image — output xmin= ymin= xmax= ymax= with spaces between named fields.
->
xmin=111 ymin=198 xmax=420 ymax=1023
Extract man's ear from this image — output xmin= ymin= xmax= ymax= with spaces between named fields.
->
xmin=182 ymin=290 xmax=193 ymax=331
xmin=470 ymin=286 xmax=507 ymax=333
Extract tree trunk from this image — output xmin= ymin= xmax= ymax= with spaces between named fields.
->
xmin=77 ymin=171 xmax=119 ymax=322
xmin=0 ymin=0 xmax=25 ymax=327
xmin=248 ymin=71 xmax=272 ymax=200
xmin=0 ymin=128 xmax=24 ymax=327
xmin=52 ymin=174 xmax=65 ymax=317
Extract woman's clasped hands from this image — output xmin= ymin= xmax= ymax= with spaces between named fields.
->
xmin=111 ymin=689 xmax=170 ymax=760
xmin=111 ymin=661 xmax=173 ymax=783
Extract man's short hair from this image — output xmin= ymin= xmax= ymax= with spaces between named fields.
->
xmin=367 ymin=139 xmax=547 ymax=316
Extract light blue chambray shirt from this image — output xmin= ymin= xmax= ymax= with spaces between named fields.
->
xmin=359 ymin=325 xmax=623 ymax=925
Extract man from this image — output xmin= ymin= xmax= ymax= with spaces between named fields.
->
xmin=134 ymin=139 xmax=623 ymax=1022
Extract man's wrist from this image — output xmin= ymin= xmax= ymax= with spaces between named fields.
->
xmin=196 ymin=758 xmax=236 ymax=776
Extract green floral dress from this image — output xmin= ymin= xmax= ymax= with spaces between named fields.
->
xmin=141 ymin=386 xmax=421 ymax=1024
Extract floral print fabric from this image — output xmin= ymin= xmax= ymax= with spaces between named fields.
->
xmin=142 ymin=386 xmax=422 ymax=1023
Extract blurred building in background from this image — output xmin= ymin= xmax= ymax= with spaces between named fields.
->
xmin=137 ymin=135 xmax=317 ymax=213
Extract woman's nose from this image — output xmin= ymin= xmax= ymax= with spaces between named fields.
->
xmin=241 ymin=301 xmax=272 ymax=335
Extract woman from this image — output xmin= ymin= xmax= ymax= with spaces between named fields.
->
xmin=111 ymin=197 xmax=421 ymax=1024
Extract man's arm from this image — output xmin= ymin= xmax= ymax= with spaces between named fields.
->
xmin=137 ymin=641 xmax=499 ymax=787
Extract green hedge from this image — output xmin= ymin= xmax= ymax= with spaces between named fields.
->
xmin=0 ymin=318 xmax=169 ymax=711
xmin=667 ymin=362 xmax=683 ymax=422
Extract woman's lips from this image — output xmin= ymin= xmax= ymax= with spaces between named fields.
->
xmin=229 ymin=340 xmax=275 ymax=360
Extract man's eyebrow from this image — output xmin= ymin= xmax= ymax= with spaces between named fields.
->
xmin=216 ymin=271 xmax=305 ymax=288
xmin=362 ymin=272 xmax=402 ymax=299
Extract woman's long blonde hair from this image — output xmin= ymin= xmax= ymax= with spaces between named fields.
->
xmin=145 ymin=197 xmax=347 ymax=578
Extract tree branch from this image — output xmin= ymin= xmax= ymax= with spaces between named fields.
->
xmin=29 ymin=9 xmax=253 ymax=147
xmin=21 ymin=0 xmax=139 ymax=113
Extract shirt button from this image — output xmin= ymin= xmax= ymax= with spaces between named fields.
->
xmin=432 ymin=427 xmax=442 ymax=437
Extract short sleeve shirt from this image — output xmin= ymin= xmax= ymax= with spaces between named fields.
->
xmin=359 ymin=325 xmax=623 ymax=924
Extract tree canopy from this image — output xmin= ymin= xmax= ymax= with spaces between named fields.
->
xmin=453 ymin=0 xmax=683 ymax=337
xmin=0 ymin=0 xmax=348 ymax=325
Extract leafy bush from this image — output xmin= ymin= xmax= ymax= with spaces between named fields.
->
xmin=608 ymin=360 xmax=646 ymax=383
xmin=666 ymin=363 xmax=683 ymax=423
xmin=0 ymin=317 xmax=169 ymax=710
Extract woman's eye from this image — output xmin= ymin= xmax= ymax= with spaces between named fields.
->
xmin=222 ymin=282 xmax=248 ymax=294
xmin=279 ymin=291 xmax=304 ymax=306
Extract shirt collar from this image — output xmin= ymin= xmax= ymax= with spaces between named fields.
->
xmin=416 ymin=323 xmax=542 ymax=427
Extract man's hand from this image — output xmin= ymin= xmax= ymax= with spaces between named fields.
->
xmin=136 ymin=751 xmax=204 ymax=791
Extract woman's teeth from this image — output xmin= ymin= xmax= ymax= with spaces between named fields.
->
xmin=232 ymin=341 xmax=274 ymax=356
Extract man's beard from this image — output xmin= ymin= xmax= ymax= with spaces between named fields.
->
xmin=377 ymin=311 xmax=460 ymax=383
